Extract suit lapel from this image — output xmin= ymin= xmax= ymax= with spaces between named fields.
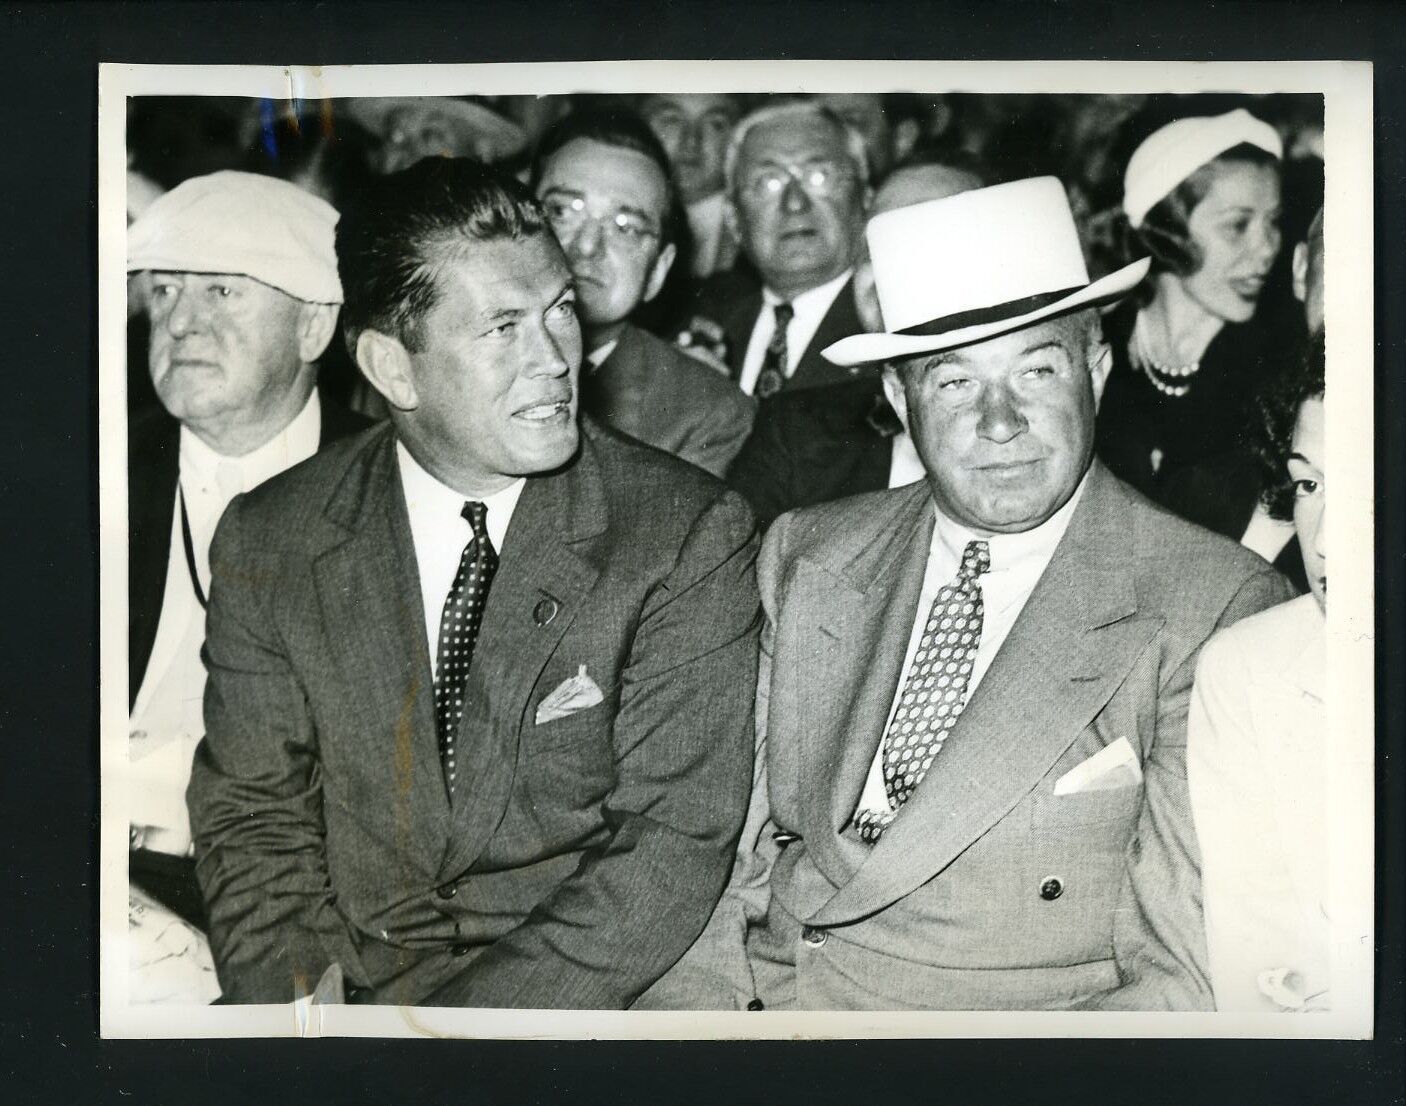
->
xmin=811 ymin=464 xmax=1163 ymax=926
xmin=438 ymin=432 xmax=607 ymax=877
xmin=128 ymin=414 xmax=180 ymax=706
xmin=790 ymin=276 xmax=867 ymax=391
xmin=793 ymin=484 xmax=934 ymax=882
xmin=312 ymin=427 xmax=449 ymax=868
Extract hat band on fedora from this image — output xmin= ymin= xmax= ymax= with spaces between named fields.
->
xmin=895 ymin=285 xmax=1087 ymax=338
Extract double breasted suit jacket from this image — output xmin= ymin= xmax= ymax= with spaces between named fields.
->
xmin=127 ymin=392 xmax=370 ymax=706
xmin=187 ymin=419 xmax=761 ymax=1008
xmin=640 ymin=462 xmax=1292 ymax=1011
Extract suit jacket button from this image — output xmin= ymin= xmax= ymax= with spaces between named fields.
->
xmin=450 ymin=942 xmax=472 ymax=957
xmin=436 ymin=883 xmax=457 ymax=900
xmin=533 ymin=598 xmax=558 ymax=627
xmin=801 ymin=926 xmax=827 ymax=947
xmin=746 ymin=998 xmax=765 ymax=1011
xmin=1039 ymin=876 xmax=1064 ymax=901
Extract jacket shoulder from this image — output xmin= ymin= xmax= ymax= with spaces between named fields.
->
xmin=227 ymin=423 xmax=388 ymax=536
xmin=625 ymin=327 xmax=754 ymax=416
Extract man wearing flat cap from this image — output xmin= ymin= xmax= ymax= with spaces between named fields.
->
xmin=641 ymin=176 xmax=1294 ymax=1011
xmin=126 ymin=170 xmax=370 ymax=1001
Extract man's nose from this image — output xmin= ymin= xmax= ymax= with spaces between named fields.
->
xmin=568 ymin=217 xmax=604 ymax=259
xmin=975 ymin=385 xmax=1028 ymax=443
xmin=161 ymin=287 xmax=201 ymax=337
xmin=678 ymin=120 xmax=702 ymax=162
xmin=780 ymin=175 xmax=812 ymax=214
xmin=524 ymin=319 xmax=574 ymax=379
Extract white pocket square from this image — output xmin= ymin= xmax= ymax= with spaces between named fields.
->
xmin=1052 ymin=736 xmax=1143 ymax=796
xmin=535 ymin=665 xmax=605 ymax=725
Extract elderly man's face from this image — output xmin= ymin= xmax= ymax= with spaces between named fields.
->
xmin=885 ymin=314 xmax=1109 ymax=535
xmin=536 ymin=137 xmax=675 ymax=337
xmin=729 ymin=114 xmax=867 ymax=299
xmin=640 ymin=94 xmax=739 ymax=204
xmin=146 ymin=272 xmax=311 ymax=428
xmin=399 ymin=233 xmax=582 ymax=492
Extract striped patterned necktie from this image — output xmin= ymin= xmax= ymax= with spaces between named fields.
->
xmin=433 ymin=501 xmax=498 ymax=796
xmin=855 ymin=539 xmax=991 ymax=843
xmin=754 ymin=300 xmax=794 ymax=398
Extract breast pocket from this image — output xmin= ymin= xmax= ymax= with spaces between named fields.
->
xmin=1029 ymin=782 xmax=1145 ymax=829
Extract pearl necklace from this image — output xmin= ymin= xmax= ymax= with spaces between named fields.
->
xmin=1131 ymin=313 xmax=1202 ymax=398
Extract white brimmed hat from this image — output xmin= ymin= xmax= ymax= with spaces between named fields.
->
xmin=1123 ymin=108 xmax=1282 ymax=229
xmin=127 ymin=170 xmax=342 ymax=304
xmin=823 ymin=177 xmax=1149 ymax=368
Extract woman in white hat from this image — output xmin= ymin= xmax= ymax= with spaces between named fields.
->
xmin=1096 ymin=108 xmax=1295 ymax=498
xmin=1186 ymin=338 xmax=1328 ymax=1012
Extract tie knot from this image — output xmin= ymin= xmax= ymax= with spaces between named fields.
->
xmin=772 ymin=301 xmax=794 ymax=328
xmin=959 ymin=540 xmax=990 ymax=581
xmin=462 ymin=500 xmax=490 ymax=540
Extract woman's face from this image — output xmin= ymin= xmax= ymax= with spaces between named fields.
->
xmin=1181 ymin=159 xmax=1283 ymax=324
xmin=1288 ymin=394 xmax=1326 ymax=612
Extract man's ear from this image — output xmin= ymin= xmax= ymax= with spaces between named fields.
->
xmin=641 ymin=241 xmax=678 ymax=305
xmin=893 ymin=118 xmax=921 ymax=163
xmin=1292 ymin=240 xmax=1309 ymax=304
xmin=722 ymin=196 xmax=740 ymax=243
xmin=298 ymin=303 xmax=341 ymax=363
xmin=1088 ymin=338 xmax=1113 ymax=410
xmin=881 ymin=362 xmax=910 ymax=432
xmin=355 ymin=329 xmax=420 ymax=411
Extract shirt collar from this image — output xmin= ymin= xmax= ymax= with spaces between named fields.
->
xmin=930 ymin=468 xmax=1092 ymax=576
xmin=586 ymin=337 xmax=620 ymax=371
xmin=761 ymin=266 xmax=852 ymax=313
xmin=395 ymin=439 xmax=525 ymax=554
xmin=178 ymin=388 xmax=321 ymax=494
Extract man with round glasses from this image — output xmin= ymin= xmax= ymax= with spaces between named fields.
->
xmin=532 ymin=109 xmax=754 ymax=477
xmin=674 ymin=100 xmax=872 ymax=398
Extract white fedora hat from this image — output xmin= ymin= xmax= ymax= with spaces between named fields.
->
xmin=823 ymin=176 xmax=1149 ymax=367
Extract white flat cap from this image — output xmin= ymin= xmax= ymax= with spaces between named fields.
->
xmin=127 ymin=170 xmax=342 ymax=304
xmin=1123 ymin=108 xmax=1282 ymax=229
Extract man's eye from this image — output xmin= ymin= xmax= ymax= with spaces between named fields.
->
xmin=936 ymin=377 xmax=971 ymax=391
xmin=613 ymin=216 xmax=650 ymax=239
xmin=549 ymin=299 xmax=577 ymax=319
xmin=208 ymin=284 xmax=233 ymax=298
xmin=1293 ymin=477 xmax=1320 ymax=496
xmin=486 ymin=321 xmax=516 ymax=337
xmin=1022 ymin=364 xmax=1056 ymax=378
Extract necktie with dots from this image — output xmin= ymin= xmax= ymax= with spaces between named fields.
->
xmin=433 ymin=501 xmax=499 ymax=795
xmin=855 ymin=539 xmax=991 ymax=843
xmin=754 ymin=301 xmax=794 ymax=398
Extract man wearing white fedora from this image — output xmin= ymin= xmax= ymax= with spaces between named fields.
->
xmin=640 ymin=176 xmax=1293 ymax=1011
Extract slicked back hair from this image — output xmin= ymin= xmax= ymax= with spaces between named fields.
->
xmin=529 ymin=107 xmax=683 ymax=250
xmin=337 ymin=156 xmax=549 ymax=356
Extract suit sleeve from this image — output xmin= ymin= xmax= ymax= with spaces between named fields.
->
xmin=427 ymin=490 xmax=762 ymax=1009
xmin=685 ymin=393 xmax=756 ymax=480
xmin=1089 ymin=565 xmax=1295 ymax=1011
xmin=726 ymin=404 xmax=798 ymax=529
xmin=186 ymin=497 xmax=367 ymax=1004
xmin=632 ymin=518 xmax=789 ymax=1009
xmin=1188 ymin=626 xmax=1328 ymax=1011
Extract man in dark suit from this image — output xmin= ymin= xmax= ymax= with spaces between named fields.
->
xmin=641 ymin=178 xmax=1292 ymax=1012
xmin=187 ymin=158 xmax=761 ymax=1009
xmin=532 ymin=108 xmax=755 ymax=477
xmin=673 ymin=100 xmax=873 ymax=398
xmin=125 ymin=172 xmax=369 ymax=1002
xmin=727 ymin=148 xmax=991 ymax=525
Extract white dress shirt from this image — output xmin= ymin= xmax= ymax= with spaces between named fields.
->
xmin=856 ymin=474 xmax=1091 ymax=816
xmin=129 ymin=390 xmax=322 ymax=856
xmin=396 ymin=442 xmax=524 ymax=680
xmin=737 ymin=268 xmax=852 ymax=396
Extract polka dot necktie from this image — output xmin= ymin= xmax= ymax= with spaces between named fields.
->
xmin=855 ymin=539 xmax=991 ymax=843
xmin=433 ymin=501 xmax=498 ymax=796
xmin=754 ymin=301 xmax=794 ymax=398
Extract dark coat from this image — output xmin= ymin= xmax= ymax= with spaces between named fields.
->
xmin=127 ymin=393 xmax=371 ymax=706
xmin=186 ymin=420 xmax=761 ymax=1008
xmin=675 ymin=267 xmax=872 ymax=393
xmin=726 ymin=375 xmax=900 ymax=527
xmin=584 ymin=323 xmax=755 ymax=478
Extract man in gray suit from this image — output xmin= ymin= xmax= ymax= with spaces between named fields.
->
xmin=187 ymin=158 xmax=761 ymax=1008
xmin=640 ymin=177 xmax=1293 ymax=1011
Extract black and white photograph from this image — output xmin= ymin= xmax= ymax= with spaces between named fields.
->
xmin=97 ymin=60 xmax=1374 ymax=1039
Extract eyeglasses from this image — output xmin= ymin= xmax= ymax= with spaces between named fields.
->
xmin=541 ymin=194 xmax=661 ymax=250
xmin=741 ymin=160 xmax=856 ymax=200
